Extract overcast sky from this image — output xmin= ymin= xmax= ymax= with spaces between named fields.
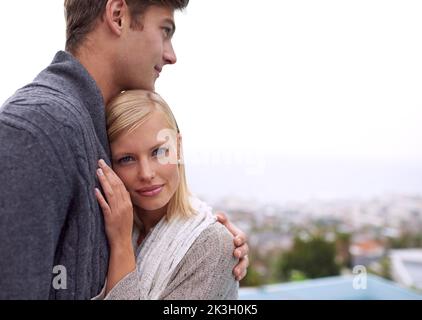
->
xmin=1 ymin=1 xmax=422 ymax=202
xmin=1 ymin=1 xmax=422 ymax=160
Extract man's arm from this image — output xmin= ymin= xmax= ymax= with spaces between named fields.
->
xmin=0 ymin=121 xmax=68 ymax=299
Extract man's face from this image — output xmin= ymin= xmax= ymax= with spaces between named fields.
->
xmin=120 ymin=5 xmax=177 ymax=91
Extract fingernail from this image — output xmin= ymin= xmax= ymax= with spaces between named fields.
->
xmin=97 ymin=168 xmax=104 ymax=176
xmin=99 ymin=159 xmax=106 ymax=167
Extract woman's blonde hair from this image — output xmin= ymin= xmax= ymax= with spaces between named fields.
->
xmin=106 ymin=89 xmax=194 ymax=220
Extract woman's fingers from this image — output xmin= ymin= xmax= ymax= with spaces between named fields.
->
xmin=97 ymin=167 xmax=114 ymax=202
xmin=98 ymin=159 xmax=126 ymax=194
xmin=95 ymin=160 xmax=134 ymax=248
xmin=98 ymin=159 xmax=129 ymax=200
xmin=96 ymin=159 xmax=132 ymax=213
xmin=95 ymin=188 xmax=111 ymax=216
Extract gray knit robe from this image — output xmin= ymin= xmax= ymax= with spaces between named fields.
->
xmin=0 ymin=51 xmax=109 ymax=299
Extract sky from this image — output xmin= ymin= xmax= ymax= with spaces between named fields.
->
xmin=1 ymin=1 xmax=422 ymax=204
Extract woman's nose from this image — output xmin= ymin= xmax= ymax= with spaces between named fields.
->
xmin=137 ymin=160 xmax=155 ymax=182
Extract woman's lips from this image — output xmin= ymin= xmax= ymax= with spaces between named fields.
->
xmin=136 ymin=185 xmax=164 ymax=197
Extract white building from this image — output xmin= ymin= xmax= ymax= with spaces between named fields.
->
xmin=390 ymin=249 xmax=422 ymax=290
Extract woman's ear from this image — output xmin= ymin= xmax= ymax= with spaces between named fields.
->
xmin=104 ymin=0 xmax=127 ymax=36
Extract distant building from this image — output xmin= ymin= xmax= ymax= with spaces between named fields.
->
xmin=390 ymin=249 xmax=422 ymax=290
xmin=350 ymin=240 xmax=385 ymax=266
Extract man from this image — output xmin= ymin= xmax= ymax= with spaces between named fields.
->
xmin=0 ymin=0 xmax=248 ymax=299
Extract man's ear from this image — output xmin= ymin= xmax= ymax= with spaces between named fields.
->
xmin=104 ymin=0 xmax=127 ymax=36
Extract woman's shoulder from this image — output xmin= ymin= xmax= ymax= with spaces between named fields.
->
xmin=188 ymin=221 xmax=235 ymax=263
xmin=200 ymin=222 xmax=233 ymax=245
xmin=162 ymin=221 xmax=239 ymax=299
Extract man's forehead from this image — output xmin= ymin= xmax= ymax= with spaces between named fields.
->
xmin=145 ymin=5 xmax=175 ymax=19
xmin=142 ymin=6 xmax=176 ymax=28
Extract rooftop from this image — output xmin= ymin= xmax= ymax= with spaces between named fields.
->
xmin=239 ymin=275 xmax=422 ymax=300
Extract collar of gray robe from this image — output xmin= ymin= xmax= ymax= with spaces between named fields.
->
xmin=32 ymin=50 xmax=110 ymax=157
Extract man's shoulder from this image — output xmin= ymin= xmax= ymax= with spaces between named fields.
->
xmin=3 ymin=83 xmax=84 ymax=116
xmin=1 ymin=84 xmax=88 ymax=135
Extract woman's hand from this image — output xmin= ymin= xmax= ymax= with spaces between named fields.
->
xmin=216 ymin=212 xmax=249 ymax=281
xmin=95 ymin=159 xmax=134 ymax=249
xmin=95 ymin=159 xmax=136 ymax=295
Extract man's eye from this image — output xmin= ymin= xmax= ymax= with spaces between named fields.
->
xmin=117 ymin=156 xmax=134 ymax=164
xmin=163 ymin=27 xmax=172 ymax=38
xmin=153 ymin=147 xmax=169 ymax=158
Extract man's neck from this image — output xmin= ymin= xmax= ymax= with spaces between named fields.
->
xmin=73 ymin=48 xmax=121 ymax=106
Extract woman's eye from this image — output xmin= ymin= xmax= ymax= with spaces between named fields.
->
xmin=117 ymin=156 xmax=134 ymax=164
xmin=153 ymin=147 xmax=169 ymax=158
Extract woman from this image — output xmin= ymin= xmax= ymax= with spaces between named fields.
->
xmin=94 ymin=90 xmax=239 ymax=299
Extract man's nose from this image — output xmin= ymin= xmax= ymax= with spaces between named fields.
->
xmin=163 ymin=42 xmax=177 ymax=65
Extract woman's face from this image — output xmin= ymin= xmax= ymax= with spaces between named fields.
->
xmin=110 ymin=110 xmax=180 ymax=213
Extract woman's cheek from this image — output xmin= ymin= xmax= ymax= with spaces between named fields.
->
xmin=114 ymin=167 xmax=133 ymax=189
xmin=157 ymin=163 xmax=177 ymax=186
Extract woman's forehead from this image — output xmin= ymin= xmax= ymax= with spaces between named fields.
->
xmin=111 ymin=125 xmax=177 ymax=153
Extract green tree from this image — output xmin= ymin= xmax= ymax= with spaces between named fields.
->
xmin=277 ymin=236 xmax=340 ymax=281
xmin=240 ymin=264 xmax=263 ymax=287
xmin=335 ymin=232 xmax=352 ymax=268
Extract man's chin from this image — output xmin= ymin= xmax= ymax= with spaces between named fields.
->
xmin=141 ymin=83 xmax=155 ymax=92
xmin=127 ymin=81 xmax=155 ymax=92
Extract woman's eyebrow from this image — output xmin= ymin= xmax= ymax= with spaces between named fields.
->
xmin=111 ymin=140 xmax=169 ymax=158
xmin=149 ymin=141 xmax=168 ymax=152
xmin=111 ymin=151 xmax=132 ymax=159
